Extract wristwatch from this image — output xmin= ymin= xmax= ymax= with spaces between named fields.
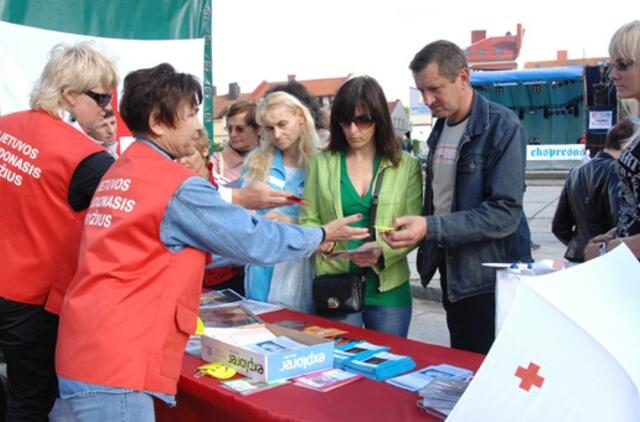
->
xmin=598 ymin=241 xmax=608 ymax=256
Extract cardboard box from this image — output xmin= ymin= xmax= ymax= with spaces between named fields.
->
xmin=201 ymin=324 xmax=334 ymax=382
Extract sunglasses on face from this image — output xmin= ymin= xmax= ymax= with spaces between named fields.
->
xmin=225 ymin=125 xmax=247 ymax=134
xmin=339 ymin=114 xmax=375 ymax=130
xmin=610 ymin=59 xmax=635 ymax=72
xmin=84 ymin=90 xmax=112 ymax=108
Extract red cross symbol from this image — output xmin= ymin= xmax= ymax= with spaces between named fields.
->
xmin=515 ymin=362 xmax=545 ymax=391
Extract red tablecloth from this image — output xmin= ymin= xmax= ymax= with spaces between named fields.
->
xmin=155 ymin=309 xmax=484 ymax=422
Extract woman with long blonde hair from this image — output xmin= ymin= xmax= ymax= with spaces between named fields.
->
xmin=242 ymin=91 xmax=319 ymax=310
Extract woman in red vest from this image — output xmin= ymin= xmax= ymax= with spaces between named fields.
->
xmin=0 ymin=42 xmax=118 ymax=420
xmin=55 ymin=63 xmax=369 ymax=420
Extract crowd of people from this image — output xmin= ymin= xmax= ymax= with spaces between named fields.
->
xmin=0 ymin=19 xmax=638 ymax=420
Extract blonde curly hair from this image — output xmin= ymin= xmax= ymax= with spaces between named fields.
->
xmin=30 ymin=42 xmax=119 ymax=118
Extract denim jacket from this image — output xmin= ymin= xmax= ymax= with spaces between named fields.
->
xmin=418 ymin=91 xmax=526 ymax=302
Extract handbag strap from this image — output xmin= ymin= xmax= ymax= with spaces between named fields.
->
xmin=369 ymin=168 xmax=386 ymax=240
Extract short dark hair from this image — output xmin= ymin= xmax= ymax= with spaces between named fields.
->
xmin=605 ymin=118 xmax=636 ymax=150
xmin=265 ymin=81 xmax=327 ymax=129
xmin=226 ymin=100 xmax=258 ymax=129
xmin=409 ymin=40 xmax=468 ymax=82
xmin=103 ymin=107 xmax=115 ymax=119
xmin=328 ymin=76 xmax=401 ymax=166
xmin=120 ymin=63 xmax=202 ymax=136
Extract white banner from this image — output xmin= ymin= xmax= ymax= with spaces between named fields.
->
xmin=0 ymin=21 xmax=204 ymax=116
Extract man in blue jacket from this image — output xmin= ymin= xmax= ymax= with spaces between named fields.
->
xmin=383 ymin=40 xmax=527 ymax=354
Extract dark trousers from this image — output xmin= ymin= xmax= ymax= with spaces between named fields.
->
xmin=0 ymin=298 xmax=58 ymax=421
xmin=438 ymin=255 xmax=495 ymax=354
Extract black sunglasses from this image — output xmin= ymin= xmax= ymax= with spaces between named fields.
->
xmin=340 ymin=114 xmax=375 ymax=130
xmin=84 ymin=90 xmax=112 ymax=108
xmin=610 ymin=59 xmax=635 ymax=72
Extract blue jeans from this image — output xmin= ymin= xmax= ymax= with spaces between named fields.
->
xmin=63 ymin=391 xmax=155 ymax=422
xmin=331 ymin=305 xmax=412 ymax=337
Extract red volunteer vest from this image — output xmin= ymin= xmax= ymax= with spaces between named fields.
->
xmin=56 ymin=142 xmax=206 ymax=395
xmin=0 ymin=110 xmax=104 ymax=309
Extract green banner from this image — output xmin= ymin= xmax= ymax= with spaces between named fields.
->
xmin=0 ymin=0 xmax=213 ymax=137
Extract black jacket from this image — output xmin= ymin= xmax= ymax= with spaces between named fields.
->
xmin=552 ymin=151 xmax=620 ymax=262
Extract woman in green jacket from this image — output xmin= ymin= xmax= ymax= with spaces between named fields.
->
xmin=300 ymin=76 xmax=423 ymax=337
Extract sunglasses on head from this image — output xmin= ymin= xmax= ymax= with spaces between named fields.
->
xmin=610 ymin=59 xmax=635 ymax=72
xmin=84 ymin=90 xmax=112 ymax=108
xmin=340 ymin=114 xmax=375 ymax=130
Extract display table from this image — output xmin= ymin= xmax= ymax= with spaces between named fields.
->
xmin=155 ymin=309 xmax=484 ymax=421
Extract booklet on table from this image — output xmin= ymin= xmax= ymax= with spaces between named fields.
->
xmin=385 ymin=363 xmax=473 ymax=392
xmin=293 ymin=368 xmax=362 ymax=392
xmin=221 ymin=376 xmax=289 ymax=395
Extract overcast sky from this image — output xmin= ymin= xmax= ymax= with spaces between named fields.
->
xmin=212 ymin=0 xmax=635 ymax=105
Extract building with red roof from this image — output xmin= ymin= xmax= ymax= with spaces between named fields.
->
xmin=465 ymin=24 xmax=524 ymax=71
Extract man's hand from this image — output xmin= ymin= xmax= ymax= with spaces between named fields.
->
xmin=349 ymin=241 xmax=382 ymax=268
xmin=583 ymin=242 xmax=603 ymax=261
xmin=322 ymin=214 xmax=370 ymax=243
xmin=380 ymin=215 xmax=427 ymax=249
xmin=232 ymin=181 xmax=295 ymax=210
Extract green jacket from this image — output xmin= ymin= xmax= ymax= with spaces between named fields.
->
xmin=300 ymin=151 xmax=423 ymax=292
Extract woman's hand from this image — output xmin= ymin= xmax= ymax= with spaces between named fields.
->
xmin=317 ymin=241 xmax=335 ymax=254
xmin=349 ymin=241 xmax=382 ymax=268
xmin=232 ymin=182 xmax=295 ymax=210
xmin=322 ymin=214 xmax=369 ymax=242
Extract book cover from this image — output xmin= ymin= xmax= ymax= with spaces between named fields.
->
xmin=199 ymin=303 xmax=263 ymax=329
xmin=302 ymin=325 xmax=348 ymax=339
xmin=200 ymin=289 xmax=244 ymax=308
xmin=243 ymin=336 xmax=305 ymax=355
xmin=293 ymin=368 xmax=362 ymax=392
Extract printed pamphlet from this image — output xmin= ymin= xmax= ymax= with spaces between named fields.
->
xmin=293 ymin=368 xmax=362 ymax=392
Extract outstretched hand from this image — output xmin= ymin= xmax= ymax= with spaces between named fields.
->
xmin=322 ymin=214 xmax=370 ymax=243
xmin=380 ymin=215 xmax=427 ymax=249
xmin=232 ymin=181 xmax=295 ymax=210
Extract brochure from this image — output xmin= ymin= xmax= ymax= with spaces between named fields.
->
xmin=386 ymin=363 xmax=474 ymax=392
xmin=274 ymin=320 xmax=349 ymax=340
xmin=345 ymin=350 xmax=416 ymax=381
xmin=417 ymin=377 xmax=471 ymax=419
xmin=221 ymin=376 xmax=289 ymax=395
xmin=293 ymin=368 xmax=362 ymax=392
xmin=328 ymin=244 xmax=383 ymax=260
xmin=333 ymin=341 xmax=389 ymax=368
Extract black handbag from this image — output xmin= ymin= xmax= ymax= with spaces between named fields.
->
xmin=312 ymin=169 xmax=385 ymax=315
xmin=312 ymin=272 xmax=366 ymax=315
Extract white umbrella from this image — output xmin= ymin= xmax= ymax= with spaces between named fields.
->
xmin=448 ymin=245 xmax=640 ymax=421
